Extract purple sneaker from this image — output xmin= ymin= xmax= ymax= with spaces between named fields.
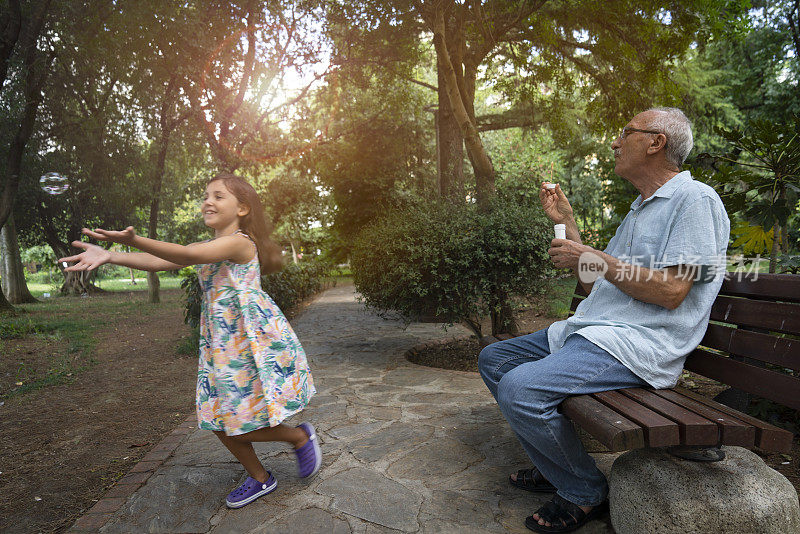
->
xmin=295 ymin=422 xmax=322 ymax=478
xmin=225 ymin=473 xmax=277 ymax=509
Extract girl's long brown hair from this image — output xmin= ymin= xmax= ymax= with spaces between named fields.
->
xmin=209 ymin=173 xmax=284 ymax=274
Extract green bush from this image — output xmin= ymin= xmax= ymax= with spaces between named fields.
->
xmin=181 ymin=261 xmax=333 ymax=329
xmin=261 ymin=261 xmax=332 ymax=311
xmin=351 ymin=199 xmax=554 ymax=336
xmin=180 ymin=268 xmax=202 ymax=329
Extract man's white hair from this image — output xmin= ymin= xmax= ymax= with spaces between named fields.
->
xmin=646 ymin=107 xmax=693 ymax=167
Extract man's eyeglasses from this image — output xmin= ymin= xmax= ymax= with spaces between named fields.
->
xmin=619 ymin=127 xmax=662 ymax=140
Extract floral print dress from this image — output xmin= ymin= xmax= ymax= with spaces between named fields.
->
xmin=196 ymin=232 xmax=315 ymax=436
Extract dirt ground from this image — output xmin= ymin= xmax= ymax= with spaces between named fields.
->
xmin=0 ymin=289 xmax=197 ymax=533
xmin=409 ymin=307 xmax=800 ymax=497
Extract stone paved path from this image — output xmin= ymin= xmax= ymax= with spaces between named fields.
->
xmin=96 ymin=285 xmax=616 ymax=533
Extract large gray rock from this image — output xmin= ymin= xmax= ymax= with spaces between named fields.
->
xmin=609 ymin=446 xmax=800 ymax=534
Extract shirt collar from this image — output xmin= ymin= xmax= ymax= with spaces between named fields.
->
xmin=630 ymin=170 xmax=692 ymax=210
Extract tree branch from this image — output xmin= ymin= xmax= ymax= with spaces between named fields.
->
xmin=476 ymin=106 xmax=545 ymax=132
xmin=407 ymin=77 xmax=437 ymax=91
xmin=788 ymin=0 xmax=800 ymax=59
xmin=0 ymin=0 xmax=21 ymax=89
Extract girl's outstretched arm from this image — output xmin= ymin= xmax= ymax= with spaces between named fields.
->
xmin=80 ymin=226 xmax=253 ymax=266
xmin=58 ymin=241 xmax=189 ymax=272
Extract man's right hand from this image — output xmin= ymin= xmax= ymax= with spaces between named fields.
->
xmin=539 ymin=183 xmax=574 ymax=224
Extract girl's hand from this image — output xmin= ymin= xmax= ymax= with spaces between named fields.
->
xmin=82 ymin=226 xmax=136 ymax=245
xmin=58 ymin=241 xmax=112 ymax=272
xmin=539 ymin=183 xmax=574 ymax=224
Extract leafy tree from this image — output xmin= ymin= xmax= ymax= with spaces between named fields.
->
xmin=115 ymin=0 xmax=204 ymax=302
xmin=678 ymin=0 xmax=800 ymax=271
xmin=413 ymin=0 xmax=745 ymax=208
xmin=703 ymin=116 xmax=800 ymax=272
xmin=0 ymin=0 xmax=52 ymax=310
xmin=293 ymin=73 xmax=437 ymax=257
xmin=179 ymin=1 xmax=333 ymax=172
xmin=10 ymin=1 xmax=151 ymax=294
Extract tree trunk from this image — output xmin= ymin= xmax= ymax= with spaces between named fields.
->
xmin=429 ymin=5 xmax=495 ymax=209
xmin=781 ymin=220 xmax=790 ymax=254
xmin=436 ymin=64 xmax=465 ymax=201
xmin=60 ymin=269 xmax=100 ymax=295
xmin=147 ymin=271 xmax=160 ymax=302
xmin=0 ymin=0 xmax=52 ymax=230
xmin=491 ymin=294 xmax=519 ymax=337
xmin=146 ymin=74 xmax=179 ymax=304
xmin=290 ymin=240 xmax=298 ymax=264
xmin=769 ymin=221 xmax=780 ymax=274
xmin=0 ymin=284 xmax=12 ymax=311
xmin=0 ymin=215 xmax=37 ymax=303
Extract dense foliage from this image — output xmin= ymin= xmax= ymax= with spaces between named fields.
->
xmin=181 ymin=261 xmax=333 ymax=329
xmin=3 ymin=0 xmax=799 ymax=308
xmin=351 ymin=199 xmax=554 ymax=337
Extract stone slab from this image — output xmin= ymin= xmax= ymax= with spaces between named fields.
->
xmin=316 ymin=468 xmax=421 ymax=532
xmin=101 ymin=465 xmax=240 ymax=533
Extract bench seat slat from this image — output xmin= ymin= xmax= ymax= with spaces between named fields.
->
xmin=591 ymin=390 xmax=679 ymax=447
xmin=672 ymin=387 xmax=793 ymax=452
xmin=710 ymin=296 xmax=800 ymax=334
xmin=684 ymin=349 xmax=800 ymax=411
xmin=701 ymin=323 xmax=800 ymax=372
xmin=561 ymin=395 xmax=644 ymax=452
xmin=618 ymin=388 xmax=719 ymax=445
xmin=650 ymin=389 xmax=756 ymax=447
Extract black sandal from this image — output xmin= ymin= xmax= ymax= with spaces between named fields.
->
xmin=524 ymin=494 xmax=609 ymax=533
xmin=509 ymin=467 xmax=557 ymax=493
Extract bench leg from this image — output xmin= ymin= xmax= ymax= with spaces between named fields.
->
xmin=666 ymin=445 xmax=725 ymax=462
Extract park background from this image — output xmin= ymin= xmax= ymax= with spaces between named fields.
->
xmin=0 ymin=0 xmax=798 ymax=532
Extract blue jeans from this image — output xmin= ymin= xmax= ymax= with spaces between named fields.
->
xmin=478 ymin=328 xmax=646 ymax=506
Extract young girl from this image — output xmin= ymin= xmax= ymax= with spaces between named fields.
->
xmin=59 ymin=172 xmax=320 ymax=509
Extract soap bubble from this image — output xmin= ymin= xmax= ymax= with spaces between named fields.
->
xmin=39 ymin=172 xmax=69 ymax=195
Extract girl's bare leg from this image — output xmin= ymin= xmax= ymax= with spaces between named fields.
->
xmin=228 ymin=424 xmax=309 ymax=448
xmin=213 ymin=431 xmax=269 ymax=483
xmin=213 ymin=424 xmax=310 ymax=482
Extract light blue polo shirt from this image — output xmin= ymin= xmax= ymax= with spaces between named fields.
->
xmin=547 ymin=171 xmax=730 ymax=388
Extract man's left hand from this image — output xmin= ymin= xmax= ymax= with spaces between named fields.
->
xmin=548 ymin=239 xmax=595 ymax=270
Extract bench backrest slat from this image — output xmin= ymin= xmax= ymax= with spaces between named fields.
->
xmin=684 ymin=349 xmax=800 ymax=411
xmin=709 ymin=296 xmax=800 ymax=334
xmin=721 ymin=273 xmax=800 ymax=302
xmin=701 ymin=323 xmax=800 ymax=371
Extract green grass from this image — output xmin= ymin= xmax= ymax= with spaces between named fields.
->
xmin=25 ymin=275 xmax=183 ymax=298
xmin=1 ymin=288 xmax=184 ymax=399
xmin=0 ymin=312 xmax=98 ymax=399
xmin=545 ymin=276 xmax=579 ymax=318
xmin=333 ymin=266 xmax=353 ymax=277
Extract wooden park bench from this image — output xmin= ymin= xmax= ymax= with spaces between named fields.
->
xmin=487 ymin=273 xmax=798 ymax=456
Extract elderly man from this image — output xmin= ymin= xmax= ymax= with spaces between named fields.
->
xmin=478 ymin=107 xmax=730 ymax=533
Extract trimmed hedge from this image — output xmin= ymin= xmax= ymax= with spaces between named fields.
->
xmin=350 ymin=199 xmax=554 ymax=336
